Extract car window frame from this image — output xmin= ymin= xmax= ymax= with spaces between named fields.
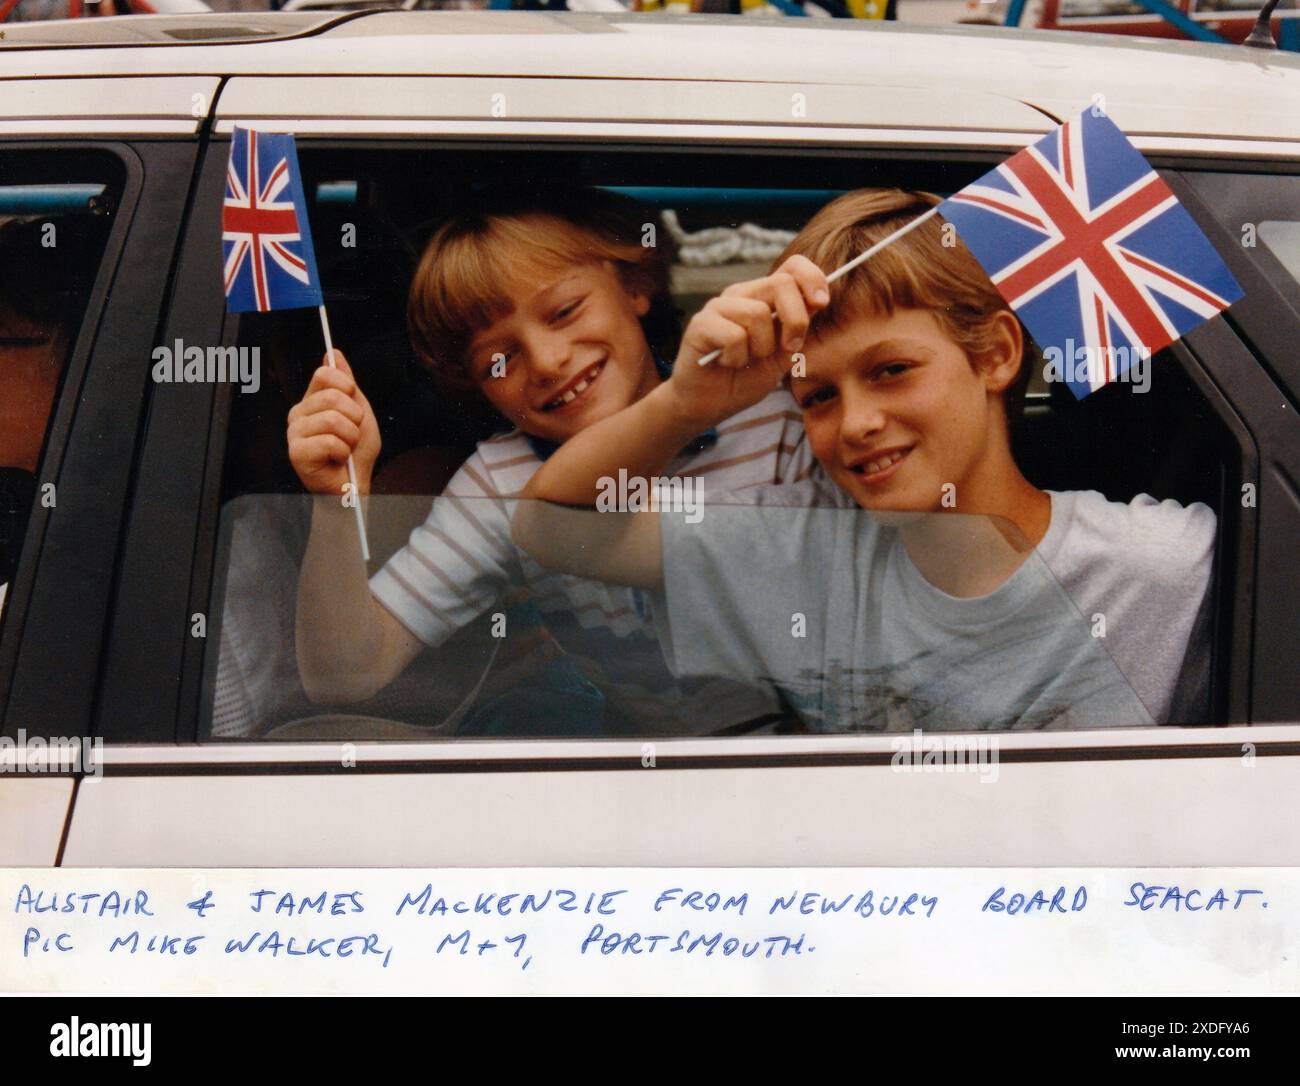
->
xmin=1167 ymin=165 xmax=1300 ymax=723
xmin=90 ymin=136 xmax=228 ymax=745
xmin=95 ymin=135 xmax=1281 ymax=751
xmin=0 ymin=141 xmax=152 ymax=741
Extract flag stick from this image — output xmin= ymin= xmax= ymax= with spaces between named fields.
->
xmin=319 ymin=304 xmax=370 ymax=562
xmin=696 ymin=205 xmax=942 ymax=367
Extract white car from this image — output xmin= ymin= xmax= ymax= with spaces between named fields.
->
xmin=0 ymin=11 xmax=1297 ymax=868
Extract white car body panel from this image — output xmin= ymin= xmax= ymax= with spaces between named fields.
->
xmin=0 ymin=76 xmax=221 ymax=135
xmin=54 ymin=727 xmax=1300 ymax=866
xmin=0 ymin=14 xmax=1297 ymax=143
xmin=214 ymin=75 xmax=1049 ymax=134
xmin=0 ymin=779 xmax=73 ymax=865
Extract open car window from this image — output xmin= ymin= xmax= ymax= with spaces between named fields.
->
xmin=1180 ymin=171 xmax=1300 ymax=302
xmin=194 ymin=146 xmax=1238 ymax=742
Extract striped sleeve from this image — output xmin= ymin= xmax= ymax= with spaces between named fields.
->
xmin=774 ymin=402 xmax=817 ymax=484
xmin=677 ymin=387 xmax=813 ymax=492
xmin=368 ymin=447 xmax=520 ymax=648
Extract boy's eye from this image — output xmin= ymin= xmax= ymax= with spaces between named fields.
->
xmin=480 ymin=348 xmax=516 ymax=379
xmin=798 ymin=386 xmax=836 ymax=409
xmin=876 ymin=362 xmax=912 ymax=380
xmin=551 ymin=298 xmax=584 ymax=322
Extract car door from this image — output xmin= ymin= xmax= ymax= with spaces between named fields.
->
xmin=53 ymin=71 xmax=1300 ymax=868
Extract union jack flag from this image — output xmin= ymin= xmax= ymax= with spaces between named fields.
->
xmin=938 ymin=109 xmax=1242 ymax=399
xmin=222 ymin=127 xmax=322 ymax=314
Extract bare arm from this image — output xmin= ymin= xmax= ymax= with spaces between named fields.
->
xmin=512 ymin=497 xmax=665 ymax=591
xmin=295 ymin=496 xmax=425 ymax=702
xmin=523 ymin=382 xmax=703 ymax=506
xmin=512 ymin=380 xmax=712 ymax=590
xmin=513 ymin=256 xmax=828 ymax=589
xmin=288 ymin=351 xmax=424 ymax=702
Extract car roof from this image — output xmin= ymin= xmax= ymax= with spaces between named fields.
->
xmin=2 ymin=11 xmax=1299 ymax=149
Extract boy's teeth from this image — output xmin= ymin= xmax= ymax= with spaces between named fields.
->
xmin=546 ymin=363 xmax=603 ymax=410
xmin=861 ymin=451 xmax=904 ymax=474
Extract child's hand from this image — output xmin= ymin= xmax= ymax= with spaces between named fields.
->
xmin=287 ymin=350 xmax=382 ymax=496
xmin=668 ymin=256 xmax=830 ymax=427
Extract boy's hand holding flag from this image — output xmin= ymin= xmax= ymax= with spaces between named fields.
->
xmin=700 ymin=108 xmax=1242 ymax=402
xmin=222 ymin=125 xmax=369 ymax=560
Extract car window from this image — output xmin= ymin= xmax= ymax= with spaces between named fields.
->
xmin=193 ymin=145 xmax=1234 ymax=741
xmin=1180 ymin=172 xmax=1300 ymax=307
xmin=1258 ymin=220 xmax=1300 ymax=283
xmin=0 ymin=161 xmax=117 ymax=631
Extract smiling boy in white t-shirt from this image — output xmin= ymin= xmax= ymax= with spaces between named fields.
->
xmin=513 ymin=188 xmax=1216 ymax=730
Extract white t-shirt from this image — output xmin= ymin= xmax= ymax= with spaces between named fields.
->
xmin=652 ymin=480 xmax=1216 ymax=730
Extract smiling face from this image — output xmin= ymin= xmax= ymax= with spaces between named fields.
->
xmin=789 ymin=305 xmax=1025 ymax=516
xmin=464 ymin=259 xmax=659 ymax=444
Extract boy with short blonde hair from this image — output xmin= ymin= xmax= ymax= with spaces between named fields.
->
xmin=515 ymin=188 xmax=1216 ymax=730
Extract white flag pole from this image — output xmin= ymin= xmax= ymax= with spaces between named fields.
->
xmin=696 ymin=205 xmax=941 ymax=367
xmin=318 ymin=304 xmax=371 ymax=562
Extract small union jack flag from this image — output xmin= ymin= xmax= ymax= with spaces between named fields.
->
xmin=938 ymin=109 xmax=1242 ymax=399
xmin=222 ymin=127 xmax=322 ymax=313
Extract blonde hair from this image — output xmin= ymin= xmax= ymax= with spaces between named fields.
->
xmin=774 ymin=188 xmax=1036 ymax=428
xmin=408 ymin=186 xmax=677 ymax=392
